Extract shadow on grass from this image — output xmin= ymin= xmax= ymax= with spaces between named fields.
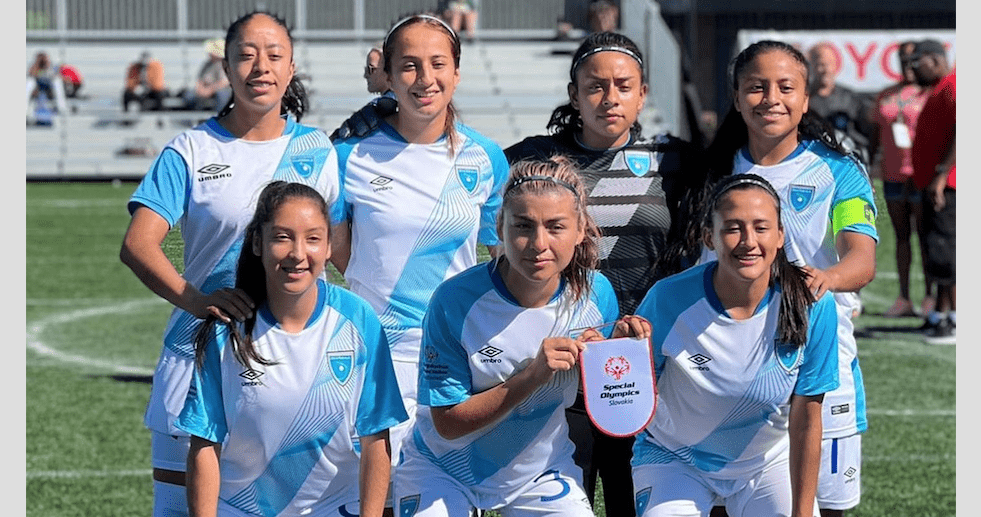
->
xmin=105 ymin=374 xmax=154 ymax=384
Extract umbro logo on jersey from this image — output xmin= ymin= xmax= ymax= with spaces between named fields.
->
xmin=197 ymin=164 xmax=232 ymax=182
xmin=371 ymin=175 xmax=394 ymax=192
xmin=688 ymin=353 xmax=711 ymax=371
xmin=239 ymin=368 xmax=264 ymax=387
xmin=478 ymin=345 xmax=503 ymax=363
xmin=831 ymin=404 xmax=851 ymax=415
xmin=844 ymin=467 xmax=857 ymax=478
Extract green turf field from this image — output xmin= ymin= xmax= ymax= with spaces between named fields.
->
xmin=25 ymin=180 xmax=955 ymax=516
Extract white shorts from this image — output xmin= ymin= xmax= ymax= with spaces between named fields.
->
xmin=390 ymin=358 xmax=420 ymax=466
xmin=632 ymin=457 xmax=819 ymax=517
xmin=151 ymin=431 xmax=191 ymax=517
xmin=817 ymin=434 xmax=862 ymax=510
xmin=394 ymin=444 xmax=592 ymax=516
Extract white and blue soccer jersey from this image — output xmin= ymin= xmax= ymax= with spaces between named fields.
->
xmin=331 ymin=122 xmax=510 ymax=363
xmin=176 ymin=279 xmax=408 ymax=517
xmin=405 ymin=261 xmax=619 ymax=509
xmin=631 ymin=262 xmax=839 ymax=479
xmin=128 ymin=116 xmax=340 ymax=436
xmin=733 ymin=139 xmax=877 ymax=438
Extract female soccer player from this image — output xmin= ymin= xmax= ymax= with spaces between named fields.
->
xmin=631 ymin=173 xmax=839 ymax=517
xmin=704 ymin=40 xmax=878 ymax=517
xmin=392 ymin=156 xmax=619 ymax=516
xmin=177 ymin=181 xmax=406 ymax=517
xmin=503 ymin=31 xmax=708 ymax=514
xmin=329 ymin=13 xmax=509 ymax=466
xmin=119 ymin=11 xmax=339 ymax=517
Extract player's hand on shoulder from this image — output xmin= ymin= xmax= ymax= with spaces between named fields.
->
xmin=329 ymin=96 xmax=399 ymax=141
xmin=191 ymin=288 xmax=255 ymax=323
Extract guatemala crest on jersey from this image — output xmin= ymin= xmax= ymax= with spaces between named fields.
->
xmin=291 ymin=156 xmax=315 ymax=178
xmin=775 ymin=339 xmax=803 ymax=374
xmin=328 ymin=351 xmax=354 ymax=385
xmin=789 ymin=184 xmax=815 ymax=212
xmin=399 ymin=495 xmax=421 ymax=517
xmin=624 ymin=150 xmax=653 ymax=177
xmin=456 ymin=166 xmax=479 ymax=194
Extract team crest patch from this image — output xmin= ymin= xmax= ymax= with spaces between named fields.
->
xmin=456 ymin=166 xmax=479 ymax=194
xmin=399 ymin=495 xmax=421 ymax=517
xmin=624 ymin=150 xmax=652 ymax=177
xmin=635 ymin=487 xmax=652 ymax=516
xmin=789 ymin=184 xmax=816 ymax=212
xmin=775 ymin=340 xmax=803 ymax=373
xmin=291 ymin=156 xmax=315 ymax=178
xmin=328 ymin=351 xmax=354 ymax=385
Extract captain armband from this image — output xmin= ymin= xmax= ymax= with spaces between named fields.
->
xmin=831 ymin=197 xmax=876 ymax=235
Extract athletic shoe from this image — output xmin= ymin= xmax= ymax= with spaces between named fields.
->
xmin=924 ymin=317 xmax=955 ymax=345
xmin=884 ymin=297 xmax=916 ymax=318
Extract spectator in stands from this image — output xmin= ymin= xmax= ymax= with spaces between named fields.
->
xmin=441 ymin=0 xmax=478 ymax=42
xmin=363 ymin=47 xmax=388 ymax=95
xmin=588 ymin=0 xmax=620 ymax=33
xmin=26 ymin=51 xmax=68 ymax=115
xmin=58 ymin=63 xmax=83 ymax=99
xmin=182 ymin=37 xmax=231 ymax=111
xmin=909 ymin=39 xmax=955 ymax=345
xmin=869 ymin=41 xmax=932 ymax=318
xmin=807 ymin=42 xmax=876 ymax=165
xmin=123 ymin=50 xmax=169 ymax=112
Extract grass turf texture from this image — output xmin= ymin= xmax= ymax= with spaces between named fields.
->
xmin=26 ymin=180 xmax=954 ymax=516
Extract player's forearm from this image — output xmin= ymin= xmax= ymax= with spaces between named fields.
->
xmin=827 ymin=231 xmax=877 ymax=292
xmin=431 ymin=365 xmax=546 ymax=440
xmin=187 ymin=438 xmax=221 ymax=517
xmin=789 ymin=395 xmax=823 ymax=517
xmin=120 ymin=211 xmax=204 ymax=315
xmin=359 ymin=431 xmax=392 ymax=517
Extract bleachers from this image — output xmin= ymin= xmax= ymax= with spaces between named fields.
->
xmin=26 ymin=39 xmax=636 ymax=180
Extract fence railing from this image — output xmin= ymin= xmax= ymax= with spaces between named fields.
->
xmin=26 ymin=0 xmax=575 ymax=40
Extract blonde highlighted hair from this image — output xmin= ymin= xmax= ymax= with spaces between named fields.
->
xmin=499 ymin=156 xmax=601 ymax=302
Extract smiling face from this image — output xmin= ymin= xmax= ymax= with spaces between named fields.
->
xmin=254 ymin=196 xmax=331 ymax=302
xmin=703 ymin=187 xmax=784 ymax=288
xmin=734 ymin=49 xmax=809 ymax=158
xmin=386 ymin=22 xmax=460 ymax=129
xmin=570 ymin=51 xmax=648 ymax=149
xmin=223 ymin=13 xmax=295 ymax=117
xmin=499 ymin=190 xmax=585 ymax=307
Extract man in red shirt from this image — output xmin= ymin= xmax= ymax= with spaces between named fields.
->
xmin=910 ymin=39 xmax=955 ymax=344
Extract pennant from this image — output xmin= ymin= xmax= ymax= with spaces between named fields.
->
xmin=579 ymin=336 xmax=657 ymax=437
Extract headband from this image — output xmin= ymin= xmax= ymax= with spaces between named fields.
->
xmin=571 ymin=46 xmax=644 ymax=79
xmin=710 ymin=174 xmax=781 ymax=207
xmin=384 ymin=14 xmax=458 ymax=49
xmin=505 ymin=175 xmax=579 ymax=197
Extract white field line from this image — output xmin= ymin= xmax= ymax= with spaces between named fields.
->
xmin=26 ymin=298 xmax=168 ymax=376
xmin=867 ymin=408 xmax=955 ymax=417
xmin=27 ymin=468 xmax=153 ymax=480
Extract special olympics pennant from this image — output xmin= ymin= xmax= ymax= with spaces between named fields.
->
xmin=579 ymin=336 xmax=657 ymax=437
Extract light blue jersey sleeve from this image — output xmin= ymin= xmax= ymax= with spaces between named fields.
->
xmin=460 ymin=124 xmax=509 ymax=247
xmin=329 ymin=138 xmax=357 ymax=225
xmin=825 ymin=149 xmax=879 ymax=242
xmin=175 ymin=324 xmax=229 ymax=443
xmin=591 ymin=272 xmax=621 ymax=337
xmin=634 ymin=264 xmax=711 ymax=378
xmin=418 ymin=284 xmax=474 ymax=407
xmin=127 ymin=147 xmax=190 ymax=227
xmin=794 ymin=292 xmax=840 ymax=397
xmin=334 ymin=289 xmax=410 ymax=437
